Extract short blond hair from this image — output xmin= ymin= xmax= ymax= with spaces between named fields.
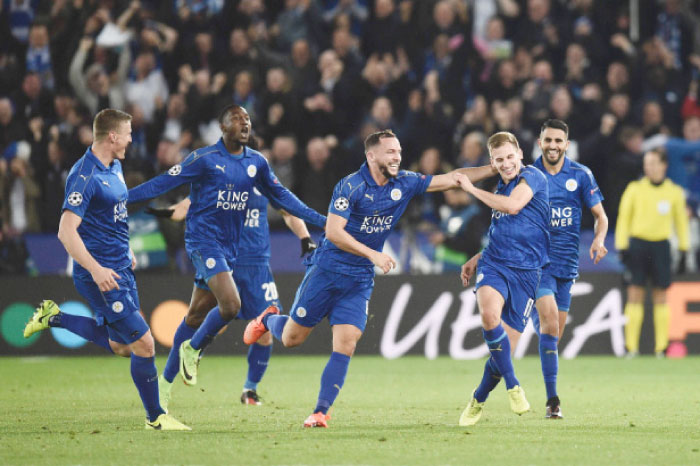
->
xmin=487 ymin=131 xmax=519 ymax=155
xmin=93 ymin=109 xmax=132 ymax=142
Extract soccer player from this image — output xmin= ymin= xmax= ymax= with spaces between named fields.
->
xmin=243 ymin=129 xmax=496 ymax=427
xmin=454 ymin=131 xmax=549 ymax=426
xmin=23 ymin=109 xmax=190 ymax=430
xmin=127 ymin=105 xmax=326 ymax=398
xmin=530 ymin=119 xmax=608 ymax=419
xmin=616 ymin=148 xmax=689 ymax=358
xmin=149 ymin=194 xmax=317 ymax=408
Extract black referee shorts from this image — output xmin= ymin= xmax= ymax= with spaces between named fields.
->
xmin=626 ymin=237 xmax=671 ymax=288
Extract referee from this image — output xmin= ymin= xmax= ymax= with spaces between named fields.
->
xmin=615 ymin=148 xmax=690 ymax=357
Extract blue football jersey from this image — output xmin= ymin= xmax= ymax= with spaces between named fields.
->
xmin=311 ymin=163 xmax=433 ymax=277
xmin=236 ymin=187 xmax=270 ymax=265
xmin=481 ymin=165 xmax=550 ymax=270
xmin=534 ymin=156 xmax=604 ymax=279
xmin=128 ymin=139 xmax=325 ymax=258
xmin=62 ymin=148 xmax=131 ymax=280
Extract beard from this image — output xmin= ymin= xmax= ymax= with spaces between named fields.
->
xmin=543 ymin=149 xmax=564 ymax=166
xmin=378 ymin=163 xmax=397 ymax=179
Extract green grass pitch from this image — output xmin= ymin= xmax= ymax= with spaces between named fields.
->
xmin=1 ymin=355 xmax=698 ymax=465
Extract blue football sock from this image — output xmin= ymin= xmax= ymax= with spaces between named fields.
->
xmin=263 ymin=314 xmax=289 ymax=342
xmin=50 ymin=313 xmax=112 ymax=353
xmin=474 ymin=357 xmax=502 ymax=402
xmin=483 ymin=325 xmax=519 ymax=389
xmin=244 ymin=343 xmax=272 ymax=390
xmin=539 ymin=333 xmax=559 ymax=400
xmin=314 ymin=352 xmax=351 ymax=415
xmin=163 ymin=319 xmax=196 ymax=383
xmin=130 ymin=354 xmax=165 ymax=422
xmin=190 ymin=307 xmax=230 ymax=351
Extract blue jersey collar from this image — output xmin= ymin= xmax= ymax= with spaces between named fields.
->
xmin=216 ymin=138 xmax=249 ymax=158
xmin=360 ymin=161 xmax=396 ymax=187
xmin=535 ymin=155 xmax=570 ymax=175
xmin=85 ymin=146 xmax=111 ymax=171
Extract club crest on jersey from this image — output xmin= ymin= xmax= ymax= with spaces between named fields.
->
xmin=295 ymin=307 xmax=307 ymax=318
xmin=334 ymin=197 xmax=349 ymax=211
xmin=67 ymin=192 xmax=83 ymax=206
xmin=565 ymin=179 xmax=578 ymax=191
xmin=206 ymin=258 xmax=216 ymax=269
xmin=112 ymin=301 xmax=124 ymax=313
xmin=168 ymin=164 xmax=182 ymax=176
xmin=247 ymin=165 xmax=257 ymax=177
xmin=391 ymin=188 xmax=402 ymax=201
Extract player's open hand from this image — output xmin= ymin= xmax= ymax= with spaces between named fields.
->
xmin=590 ymin=240 xmax=608 ymax=264
xmin=460 ymin=254 xmax=479 ymax=287
xmin=91 ymin=266 xmax=121 ymax=292
xmin=372 ymin=252 xmax=396 ymax=274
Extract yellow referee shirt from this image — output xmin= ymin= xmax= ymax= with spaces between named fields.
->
xmin=615 ymin=177 xmax=689 ymax=250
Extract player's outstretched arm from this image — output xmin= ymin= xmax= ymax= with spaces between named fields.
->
xmin=58 ymin=210 xmax=121 ymax=292
xmin=425 ymin=165 xmax=497 ymax=192
xmin=280 ymin=209 xmax=317 ymax=256
xmin=326 ymin=213 xmax=395 ymax=274
xmin=454 ymin=173 xmax=534 ymax=214
xmin=589 ymin=203 xmax=609 ymax=264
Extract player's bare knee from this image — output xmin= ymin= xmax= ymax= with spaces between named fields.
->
xmin=281 ymin=333 xmax=303 ymax=348
xmin=109 ymin=341 xmax=131 ymax=357
xmin=258 ymin=331 xmax=273 ymax=346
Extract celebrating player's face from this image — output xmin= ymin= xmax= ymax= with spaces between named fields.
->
xmin=490 ymin=142 xmax=522 ymax=182
xmin=221 ymin=107 xmax=251 ymax=148
xmin=538 ymin=127 xmax=569 ymax=167
xmin=112 ymin=121 xmax=132 ymax=160
xmin=371 ymin=136 xmax=402 ymax=179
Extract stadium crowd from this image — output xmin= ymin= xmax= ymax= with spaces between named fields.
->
xmin=1 ymin=0 xmax=700 ymax=273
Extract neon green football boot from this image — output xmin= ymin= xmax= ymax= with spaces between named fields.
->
xmin=24 ymin=300 xmax=60 ymax=338
xmin=179 ymin=340 xmax=201 ymax=386
xmin=145 ymin=413 xmax=191 ymax=431
xmin=507 ymin=385 xmax=530 ymax=415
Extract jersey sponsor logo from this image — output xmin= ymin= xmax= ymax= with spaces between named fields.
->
xmin=565 ymin=179 xmax=578 ymax=191
xmin=492 ymin=210 xmax=509 ymax=219
xmin=206 ymin=258 xmax=216 ymax=269
xmin=391 ymin=188 xmax=402 ymax=201
xmin=168 ymin=164 xmax=182 ymax=176
xmin=244 ymin=208 xmax=260 ymax=227
xmin=657 ymin=200 xmax=671 ymax=214
xmin=296 ymin=307 xmax=307 ymax=318
xmin=217 ymin=189 xmax=249 ymax=211
xmin=112 ymin=301 xmax=124 ymax=313
xmin=215 ymin=164 xmax=226 ymax=173
xmin=551 ymin=206 xmax=574 ymax=227
xmin=113 ymin=200 xmax=128 ymax=222
xmin=334 ymin=197 xmax=349 ymax=211
xmin=360 ymin=215 xmax=394 ymax=233
xmin=67 ymin=192 xmax=83 ymax=206
xmin=247 ymin=165 xmax=257 ymax=177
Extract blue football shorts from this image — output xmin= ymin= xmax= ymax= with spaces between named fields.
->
xmin=288 ymin=265 xmax=374 ymax=332
xmin=73 ymin=267 xmax=149 ymax=344
xmin=474 ymin=261 xmax=540 ymax=333
xmin=232 ymin=263 xmax=282 ymax=320
xmin=189 ymin=247 xmax=235 ymax=290
xmin=535 ymin=266 xmax=575 ymax=312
